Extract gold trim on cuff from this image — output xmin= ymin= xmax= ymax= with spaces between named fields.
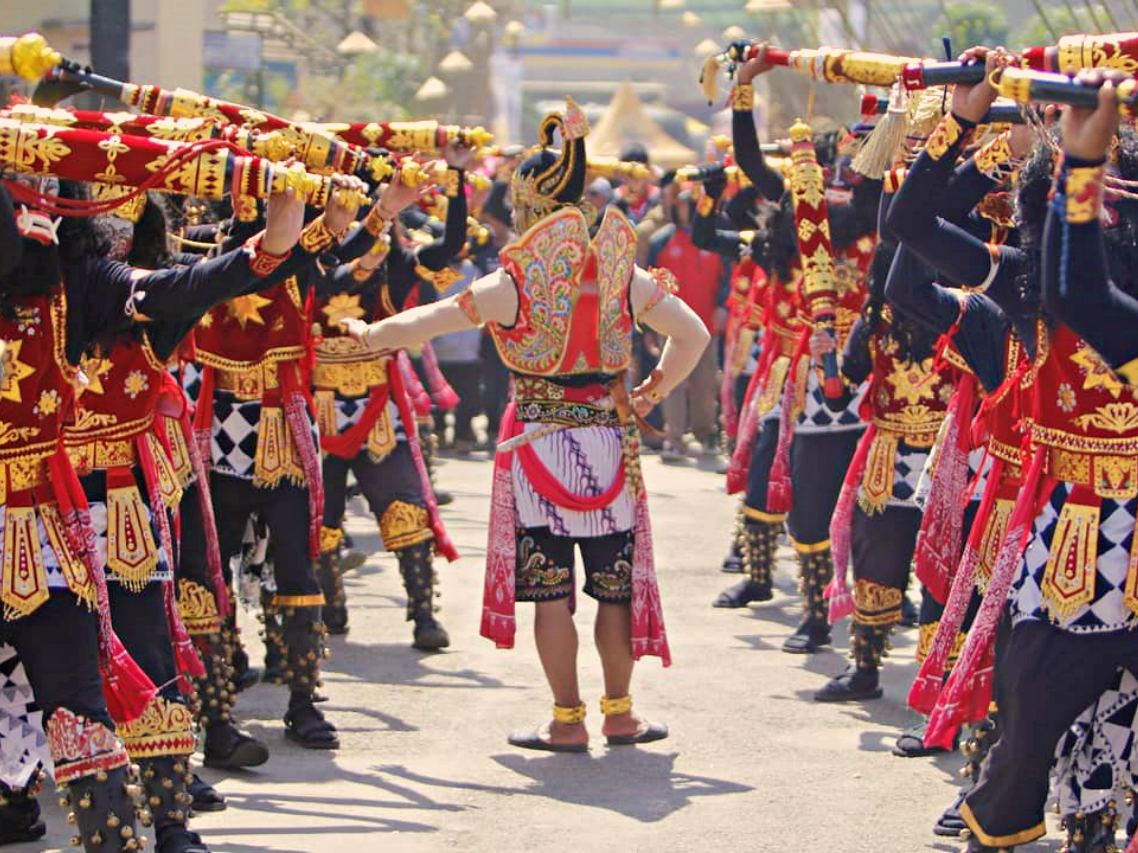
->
xmin=741 ymin=506 xmax=787 ymax=523
xmin=959 ymin=802 xmax=1046 ymax=848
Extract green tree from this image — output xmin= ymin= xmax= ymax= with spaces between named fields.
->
xmin=936 ymin=2 xmax=1009 ymax=52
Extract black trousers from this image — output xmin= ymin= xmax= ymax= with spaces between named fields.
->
xmin=322 ymin=443 xmax=426 ymax=536
xmin=433 ymin=361 xmax=481 ymax=444
xmin=786 ymin=428 xmax=864 ymax=546
xmin=108 ymin=581 xmax=180 ymax=702
xmin=963 ymin=620 xmax=1138 ymax=846
xmin=1 ymin=591 xmax=109 ymax=726
xmin=176 ymin=481 xmax=223 ymax=589
xmin=743 ymin=417 xmax=780 ymax=517
xmin=851 ymin=503 xmax=922 ymax=592
xmin=209 ymin=474 xmax=321 ymax=598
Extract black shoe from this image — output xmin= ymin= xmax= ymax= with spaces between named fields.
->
xmin=284 ymin=700 xmax=340 ymax=750
xmin=900 ymin=595 xmax=919 ymax=628
xmin=721 ymin=550 xmax=744 ymax=573
xmin=932 ymin=791 xmax=967 ymax=837
xmin=324 ymin=605 xmax=349 ymax=636
xmin=156 ymin=825 xmax=210 ymax=853
xmin=187 ymin=774 xmax=227 ymax=813
xmin=203 ymin=722 xmax=270 ymax=770
xmin=713 ymin=579 xmax=772 ymax=608
xmin=782 ymin=618 xmax=831 ymax=654
xmin=894 ymin=721 xmax=957 ymax=758
xmin=814 ymin=666 xmax=883 ymax=702
xmin=233 ymin=666 xmax=261 ymax=692
xmin=0 ymin=791 xmax=45 ymax=845
xmin=413 ymin=614 xmax=451 ymax=651
xmin=340 ymin=550 xmax=367 ymax=572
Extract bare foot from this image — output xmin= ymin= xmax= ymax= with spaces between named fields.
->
xmin=601 ymin=711 xmax=648 ymax=740
xmin=507 ymin=719 xmax=589 ymax=751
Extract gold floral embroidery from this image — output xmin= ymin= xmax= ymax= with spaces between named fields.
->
xmin=321 ymin=293 xmax=365 ymax=327
xmin=852 ymin=579 xmax=903 ymax=626
xmin=379 ymin=500 xmax=433 ymax=551
xmin=1057 ymin=383 xmax=1076 ymax=413
xmin=123 ymin=370 xmax=148 ymax=399
xmin=33 ymin=389 xmax=60 ymax=418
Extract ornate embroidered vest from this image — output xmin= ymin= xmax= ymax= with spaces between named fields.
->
xmin=0 ymin=291 xmax=95 ymax=617
xmin=194 ymin=277 xmax=312 ymax=488
xmin=312 ymin=267 xmax=398 ymax=460
xmin=492 ymin=207 xmax=636 ymax=378
xmin=1028 ymin=322 xmax=1138 ymax=620
xmin=64 ymin=335 xmax=183 ymax=591
xmin=1032 ymin=323 xmax=1138 ymax=498
xmin=194 ymin=277 xmax=308 ymax=396
xmin=856 ymin=321 xmax=955 ymax=513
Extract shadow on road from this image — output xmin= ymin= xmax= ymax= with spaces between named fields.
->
xmin=371 ymin=751 xmax=753 ymax=823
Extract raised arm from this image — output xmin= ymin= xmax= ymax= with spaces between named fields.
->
xmin=1043 ymin=71 xmax=1138 ymax=376
xmin=730 ymin=48 xmax=787 ymax=201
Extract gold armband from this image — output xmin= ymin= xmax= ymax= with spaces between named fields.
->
xmin=442 ymin=168 xmax=462 ymax=199
xmin=298 ymin=214 xmax=339 ymax=254
xmin=1063 ymin=162 xmax=1105 ymax=225
xmin=456 ymin=289 xmax=483 ymax=327
xmin=363 ymin=204 xmax=390 ymax=237
xmin=732 ymin=83 xmax=755 ymax=112
xmin=243 ymin=234 xmax=290 ymax=278
xmin=696 ymin=193 xmax=715 ymax=217
xmin=924 ymin=113 xmax=967 ymax=162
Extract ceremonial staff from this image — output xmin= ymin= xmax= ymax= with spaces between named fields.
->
xmin=787 ymin=118 xmax=844 ymax=400
xmin=0 ymin=119 xmax=370 ymax=215
xmin=701 ymin=33 xmax=1138 ymax=101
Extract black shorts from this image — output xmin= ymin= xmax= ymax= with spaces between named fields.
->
xmin=515 ymin=527 xmax=634 ymax=604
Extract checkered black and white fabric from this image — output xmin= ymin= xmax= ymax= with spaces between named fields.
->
xmin=1012 ymin=482 xmax=1138 ymax=634
xmin=210 ymin=392 xmax=320 ymax=481
xmin=210 ymin=393 xmax=261 ymax=480
xmin=334 ymin=395 xmax=406 ymax=443
xmin=797 ymin=368 xmax=866 ymax=434
xmin=0 ymin=645 xmax=48 ymax=789
xmin=179 ymin=363 xmax=203 ymax=404
xmin=1053 ymin=667 xmax=1138 ymax=816
xmin=889 ymin=444 xmax=928 ymax=507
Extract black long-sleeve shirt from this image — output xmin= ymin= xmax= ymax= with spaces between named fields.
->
xmin=884 ymin=119 xmax=1037 ymax=392
xmin=317 ymin=170 xmax=468 ymax=309
xmin=1042 ymin=156 xmax=1138 ymax=375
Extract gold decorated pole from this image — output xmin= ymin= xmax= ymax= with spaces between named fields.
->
xmin=787 ymin=117 xmax=843 ymax=399
xmin=0 ymin=119 xmax=369 ymax=211
xmin=316 ymin=120 xmax=493 ymax=153
xmin=0 ymin=33 xmax=62 ymax=82
xmin=587 ymin=157 xmax=652 ymax=182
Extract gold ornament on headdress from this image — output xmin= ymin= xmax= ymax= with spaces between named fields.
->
xmin=509 ymin=96 xmax=590 ymax=233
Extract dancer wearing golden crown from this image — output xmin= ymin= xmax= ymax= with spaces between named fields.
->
xmin=342 ymin=99 xmax=709 ymax=751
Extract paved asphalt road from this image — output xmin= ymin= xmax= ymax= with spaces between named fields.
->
xmin=17 ymin=453 xmax=1065 ymax=852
